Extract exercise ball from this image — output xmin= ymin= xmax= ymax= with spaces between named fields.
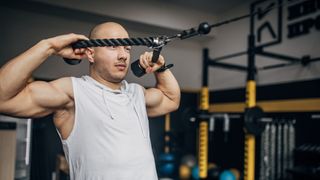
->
xmin=158 ymin=153 xmax=175 ymax=177
xmin=219 ymin=170 xmax=236 ymax=180
xmin=229 ymin=168 xmax=240 ymax=180
xmin=179 ymin=164 xmax=191 ymax=179
xmin=191 ymin=165 xmax=199 ymax=180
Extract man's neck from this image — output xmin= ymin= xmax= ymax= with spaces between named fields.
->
xmin=89 ymin=72 xmax=121 ymax=90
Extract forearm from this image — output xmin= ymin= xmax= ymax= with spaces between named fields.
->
xmin=154 ymin=70 xmax=180 ymax=107
xmin=0 ymin=40 xmax=54 ymax=101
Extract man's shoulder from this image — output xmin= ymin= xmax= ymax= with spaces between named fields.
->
xmin=125 ymin=81 xmax=144 ymax=91
xmin=50 ymin=77 xmax=74 ymax=97
xmin=124 ymin=81 xmax=146 ymax=99
xmin=126 ymin=81 xmax=140 ymax=87
xmin=50 ymin=77 xmax=73 ymax=86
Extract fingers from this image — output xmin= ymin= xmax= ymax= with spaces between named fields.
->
xmin=139 ymin=52 xmax=153 ymax=73
xmin=58 ymin=33 xmax=88 ymax=47
xmin=139 ymin=52 xmax=165 ymax=73
xmin=68 ymin=33 xmax=89 ymax=43
xmin=56 ymin=33 xmax=89 ymax=56
xmin=74 ymin=48 xmax=88 ymax=60
xmin=157 ymin=55 xmax=165 ymax=66
xmin=73 ymin=53 xmax=87 ymax=59
xmin=48 ymin=33 xmax=89 ymax=55
xmin=139 ymin=52 xmax=151 ymax=67
xmin=74 ymin=48 xmax=86 ymax=54
xmin=68 ymin=34 xmax=89 ymax=58
xmin=58 ymin=46 xmax=88 ymax=60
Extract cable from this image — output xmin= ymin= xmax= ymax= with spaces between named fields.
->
xmin=69 ymin=0 xmax=304 ymax=49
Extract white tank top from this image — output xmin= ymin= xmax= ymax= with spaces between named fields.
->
xmin=58 ymin=76 xmax=158 ymax=180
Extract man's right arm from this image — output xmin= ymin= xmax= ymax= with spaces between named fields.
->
xmin=0 ymin=33 xmax=88 ymax=118
xmin=0 ymin=78 xmax=74 ymax=117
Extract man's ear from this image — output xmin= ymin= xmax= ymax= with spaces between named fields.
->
xmin=86 ymin=48 xmax=95 ymax=63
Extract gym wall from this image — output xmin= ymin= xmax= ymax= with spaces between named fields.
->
xmin=0 ymin=0 xmax=319 ymax=91
xmin=0 ymin=0 xmax=215 ymax=90
xmin=206 ymin=0 xmax=320 ymax=90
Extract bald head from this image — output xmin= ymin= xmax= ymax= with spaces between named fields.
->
xmin=89 ymin=22 xmax=129 ymax=39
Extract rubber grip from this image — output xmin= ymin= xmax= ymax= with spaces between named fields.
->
xmin=63 ymin=58 xmax=82 ymax=65
xmin=131 ymin=60 xmax=145 ymax=77
xmin=131 ymin=48 xmax=162 ymax=77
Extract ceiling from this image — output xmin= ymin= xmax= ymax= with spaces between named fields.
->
xmin=152 ymin=0 xmax=252 ymax=14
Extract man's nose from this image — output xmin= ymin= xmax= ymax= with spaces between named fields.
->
xmin=117 ymin=47 xmax=128 ymax=61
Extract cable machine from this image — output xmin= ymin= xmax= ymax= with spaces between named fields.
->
xmin=63 ymin=1 xmax=319 ymax=179
xmin=201 ymin=1 xmax=319 ymax=179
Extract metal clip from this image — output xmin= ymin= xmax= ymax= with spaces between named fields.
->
xmin=150 ymin=36 xmax=168 ymax=49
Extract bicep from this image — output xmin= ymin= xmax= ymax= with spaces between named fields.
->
xmin=144 ymin=88 xmax=178 ymax=117
xmin=0 ymin=79 xmax=72 ymax=118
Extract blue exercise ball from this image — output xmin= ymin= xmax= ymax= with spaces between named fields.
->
xmin=158 ymin=153 xmax=175 ymax=176
xmin=219 ymin=170 xmax=236 ymax=180
xmin=191 ymin=165 xmax=199 ymax=180
xmin=159 ymin=153 xmax=175 ymax=162
xmin=159 ymin=163 xmax=175 ymax=176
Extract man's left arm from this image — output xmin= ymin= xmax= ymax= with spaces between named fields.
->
xmin=139 ymin=52 xmax=180 ymax=117
xmin=145 ymin=69 xmax=180 ymax=117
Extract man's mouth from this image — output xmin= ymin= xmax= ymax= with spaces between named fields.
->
xmin=115 ymin=64 xmax=127 ymax=71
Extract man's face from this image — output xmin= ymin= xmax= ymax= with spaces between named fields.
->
xmin=90 ymin=25 xmax=131 ymax=83
xmin=92 ymin=45 xmax=131 ymax=83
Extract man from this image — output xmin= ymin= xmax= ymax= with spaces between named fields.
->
xmin=0 ymin=22 xmax=180 ymax=179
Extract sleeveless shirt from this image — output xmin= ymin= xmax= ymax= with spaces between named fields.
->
xmin=58 ymin=76 xmax=158 ymax=180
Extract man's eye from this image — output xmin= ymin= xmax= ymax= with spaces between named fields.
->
xmin=107 ymin=46 xmax=117 ymax=49
xmin=125 ymin=47 xmax=132 ymax=51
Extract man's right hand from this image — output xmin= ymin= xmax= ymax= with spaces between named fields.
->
xmin=46 ymin=33 xmax=89 ymax=60
xmin=0 ymin=33 xmax=88 ymax=118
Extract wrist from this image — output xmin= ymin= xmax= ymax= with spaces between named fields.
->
xmin=156 ymin=64 xmax=174 ymax=73
xmin=39 ymin=39 xmax=56 ymax=57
